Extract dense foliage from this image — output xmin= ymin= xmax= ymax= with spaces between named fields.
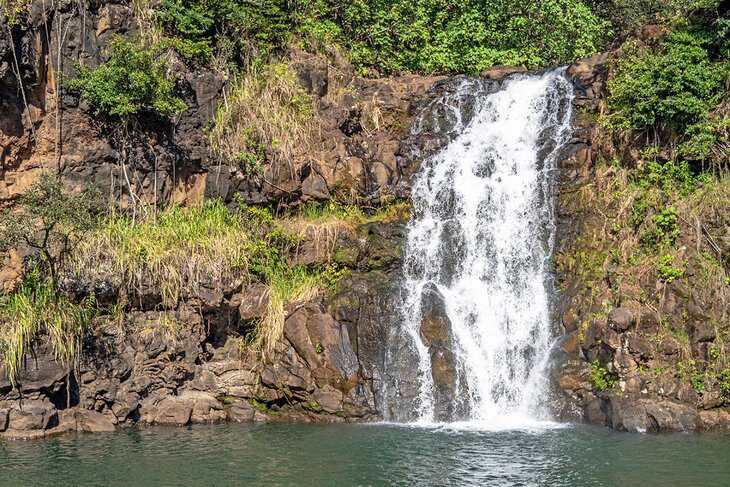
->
xmin=605 ymin=6 xmax=729 ymax=166
xmin=156 ymin=0 xmax=608 ymax=74
xmin=322 ymin=0 xmax=608 ymax=74
xmin=0 ymin=174 xmax=103 ymax=285
xmin=157 ymin=0 xmax=294 ymax=63
xmin=585 ymin=0 xmax=685 ymax=37
xmin=0 ymin=175 xmax=102 ymax=385
xmin=66 ymin=37 xmax=187 ymax=117
xmin=606 ymin=32 xmax=726 ymax=132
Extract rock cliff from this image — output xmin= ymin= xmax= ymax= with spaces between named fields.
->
xmin=1 ymin=2 xmax=728 ymax=438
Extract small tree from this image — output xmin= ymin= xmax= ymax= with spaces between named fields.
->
xmin=0 ymin=173 xmax=103 ymax=286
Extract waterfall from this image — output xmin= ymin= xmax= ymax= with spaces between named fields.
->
xmin=393 ymin=70 xmax=574 ymax=427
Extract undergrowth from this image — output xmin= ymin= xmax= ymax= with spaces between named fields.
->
xmin=0 ymin=269 xmax=96 ymax=385
xmin=209 ymin=62 xmax=319 ymax=179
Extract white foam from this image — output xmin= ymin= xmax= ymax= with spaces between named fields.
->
xmin=400 ymin=71 xmax=574 ymax=427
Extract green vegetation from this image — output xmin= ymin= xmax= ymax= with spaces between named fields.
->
xmin=586 ymin=0 xmax=686 ymax=37
xmin=657 ymin=254 xmax=684 ymax=282
xmin=320 ymin=0 xmax=608 ymax=74
xmin=66 ymin=36 xmax=187 ymax=117
xmin=604 ymin=8 xmax=729 ymax=169
xmin=0 ymin=170 xmax=409 ymax=381
xmin=156 ymin=0 xmax=609 ymax=75
xmin=590 ymin=360 xmax=617 ymax=391
xmin=75 ymin=199 xmax=251 ymax=307
xmin=74 ymin=199 xmax=405 ymax=358
xmin=0 ymin=269 xmax=96 ymax=386
xmin=0 ymin=173 xmax=103 ymax=286
xmin=0 ymin=174 xmax=103 ymax=385
xmin=157 ymin=0 xmax=293 ymax=63
xmin=606 ymin=33 xmax=726 ymax=133
xmin=0 ymin=0 xmax=32 ymax=25
xmin=680 ymin=351 xmax=730 ymax=404
xmin=209 ymin=62 xmax=317 ymax=174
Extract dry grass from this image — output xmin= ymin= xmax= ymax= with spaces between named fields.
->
xmin=0 ymin=269 xmax=94 ymax=385
xmin=210 ymin=62 xmax=321 ymax=182
xmin=73 ymin=200 xmax=252 ymax=308
xmin=248 ymin=271 xmax=322 ymax=360
xmin=559 ymin=157 xmax=730 ymax=353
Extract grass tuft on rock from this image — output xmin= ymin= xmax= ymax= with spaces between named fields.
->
xmin=0 ymin=269 xmax=96 ymax=385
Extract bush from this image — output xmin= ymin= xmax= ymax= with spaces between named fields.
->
xmin=66 ymin=37 xmax=187 ymax=117
xmin=0 ymin=173 xmax=103 ymax=286
xmin=606 ymin=32 xmax=727 ymax=133
xmin=590 ymin=360 xmax=617 ymax=391
xmin=156 ymin=0 xmax=608 ymax=74
xmin=657 ymin=253 xmax=684 ymax=281
xmin=585 ymin=0 xmax=685 ymax=38
xmin=157 ymin=0 xmax=292 ymax=62
xmin=328 ymin=0 xmax=608 ymax=74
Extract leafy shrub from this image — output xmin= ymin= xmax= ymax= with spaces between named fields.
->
xmin=156 ymin=0 xmax=608 ymax=74
xmin=327 ymin=0 xmax=608 ymax=74
xmin=0 ymin=174 xmax=106 ymax=385
xmin=157 ymin=0 xmax=292 ymax=62
xmin=679 ymin=113 xmax=730 ymax=163
xmin=0 ymin=173 xmax=103 ymax=286
xmin=585 ymin=0 xmax=685 ymax=38
xmin=66 ymin=37 xmax=186 ymax=117
xmin=590 ymin=360 xmax=617 ymax=391
xmin=606 ymin=32 xmax=727 ymax=133
xmin=657 ymin=254 xmax=684 ymax=282
xmin=654 ymin=206 xmax=680 ymax=241
xmin=0 ymin=0 xmax=32 ymax=25
xmin=631 ymin=157 xmax=698 ymax=196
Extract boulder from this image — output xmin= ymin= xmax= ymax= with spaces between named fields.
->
xmin=154 ymin=400 xmax=192 ymax=426
xmin=7 ymin=398 xmax=58 ymax=432
xmin=228 ymin=399 xmax=256 ymax=422
xmin=636 ymin=307 xmax=661 ymax=334
xmin=239 ymin=285 xmax=270 ymax=321
xmin=0 ymin=408 xmax=8 ymax=431
xmin=607 ymin=308 xmax=635 ymax=333
xmin=313 ymin=387 xmax=343 ymax=414
xmin=480 ymin=65 xmax=526 ymax=81
xmin=76 ymin=410 xmax=116 ymax=433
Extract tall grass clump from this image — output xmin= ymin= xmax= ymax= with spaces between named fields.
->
xmin=209 ymin=62 xmax=320 ymax=179
xmin=74 ymin=199 xmax=252 ymax=307
xmin=249 ymin=264 xmax=323 ymax=359
xmin=0 ymin=269 xmax=96 ymax=385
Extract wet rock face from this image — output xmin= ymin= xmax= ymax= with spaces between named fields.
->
xmin=419 ymin=283 xmax=458 ymax=421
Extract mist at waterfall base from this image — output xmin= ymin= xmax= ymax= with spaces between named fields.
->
xmin=380 ymin=71 xmax=573 ymax=428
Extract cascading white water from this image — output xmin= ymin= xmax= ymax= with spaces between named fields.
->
xmin=400 ymin=70 xmax=574 ymax=427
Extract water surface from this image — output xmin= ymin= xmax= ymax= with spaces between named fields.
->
xmin=1 ymin=423 xmax=728 ymax=486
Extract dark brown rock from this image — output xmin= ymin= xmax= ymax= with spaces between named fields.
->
xmin=76 ymin=410 xmax=116 ymax=433
xmin=313 ymin=386 xmax=343 ymax=414
xmin=636 ymin=307 xmax=661 ymax=334
xmin=239 ymin=284 xmax=270 ymax=321
xmin=154 ymin=400 xmax=193 ymax=426
xmin=7 ymin=398 xmax=57 ymax=432
xmin=607 ymin=308 xmax=635 ymax=333
xmin=480 ymin=65 xmax=527 ymax=81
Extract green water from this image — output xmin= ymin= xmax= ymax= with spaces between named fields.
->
xmin=1 ymin=423 xmax=728 ymax=486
